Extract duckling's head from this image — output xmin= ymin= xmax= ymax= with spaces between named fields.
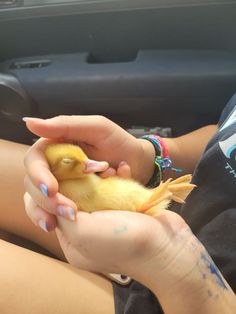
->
xmin=45 ymin=143 xmax=89 ymax=181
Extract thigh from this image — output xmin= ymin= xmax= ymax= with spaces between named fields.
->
xmin=0 ymin=140 xmax=63 ymax=259
xmin=0 ymin=239 xmax=114 ymax=314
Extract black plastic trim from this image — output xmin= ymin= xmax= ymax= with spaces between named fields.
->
xmin=0 ymin=0 xmax=235 ymax=21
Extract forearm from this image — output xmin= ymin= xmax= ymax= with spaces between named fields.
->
xmin=139 ymin=125 xmax=218 ymax=184
xmin=133 ymin=221 xmax=236 ymax=314
xmin=164 ymin=124 xmax=218 ymax=176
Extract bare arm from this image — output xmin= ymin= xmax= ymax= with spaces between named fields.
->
xmin=165 ymin=124 xmax=218 ymax=175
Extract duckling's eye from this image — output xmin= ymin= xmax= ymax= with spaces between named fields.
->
xmin=61 ymin=158 xmax=73 ymax=165
xmin=61 ymin=158 xmax=78 ymax=168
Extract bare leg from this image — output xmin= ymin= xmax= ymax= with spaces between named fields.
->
xmin=0 ymin=239 xmax=114 ymax=314
xmin=0 ymin=139 xmax=64 ymax=259
xmin=0 ymin=140 xmax=115 ymax=313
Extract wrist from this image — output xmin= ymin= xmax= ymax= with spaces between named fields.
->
xmin=131 ymin=218 xmax=235 ymax=314
xmin=137 ymin=138 xmax=156 ymax=185
xmin=138 ymin=136 xmax=182 ymax=186
xmin=131 ymin=215 xmax=192 ymax=292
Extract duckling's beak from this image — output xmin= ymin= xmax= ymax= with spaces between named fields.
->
xmin=84 ymin=159 xmax=109 ymax=173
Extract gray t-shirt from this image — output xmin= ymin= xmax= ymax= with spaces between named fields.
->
xmin=182 ymin=93 xmax=236 ymax=290
xmin=113 ymin=93 xmax=236 ymax=313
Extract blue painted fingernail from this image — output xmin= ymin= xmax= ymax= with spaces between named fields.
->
xmin=38 ymin=219 xmax=48 ymax=232
xmin=57 ymin=205 xmax=65 ymax=217
xmin=69 ymin=208 xmax=76 ymax=221
xmin=40 ymin=183 xmax=48 ymax=197
xmin=57 ymin=205 xmax=76 ymax=221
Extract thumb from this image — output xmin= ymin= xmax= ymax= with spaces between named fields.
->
xmin=23 ymin=115 xmax=112 ymax=144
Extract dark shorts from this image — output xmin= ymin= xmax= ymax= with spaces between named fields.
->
xmin=112 ymin=280 xmax=163 ymax=314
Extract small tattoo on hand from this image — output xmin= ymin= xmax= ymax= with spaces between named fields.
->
xmin=113 ymin=225 xmax=128 ymax=235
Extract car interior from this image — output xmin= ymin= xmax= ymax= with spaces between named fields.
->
xmin=1 ymin=0 xmax=236 ymax=145
xmin=0 ymin=0 xmax=236 ymax=254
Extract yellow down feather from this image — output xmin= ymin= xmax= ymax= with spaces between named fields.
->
xmin=44 ymin=143 xmax=196 ymax=216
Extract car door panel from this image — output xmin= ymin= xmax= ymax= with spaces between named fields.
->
xmin=0 ymin=1 xmax=236 ymax=143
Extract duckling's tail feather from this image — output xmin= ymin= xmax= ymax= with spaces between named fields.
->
xmin=137 ymin=175 xmax=196 ymax=216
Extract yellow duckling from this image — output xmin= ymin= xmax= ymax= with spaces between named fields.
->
xmin=45 ymin=143 xmax=195 ymax=216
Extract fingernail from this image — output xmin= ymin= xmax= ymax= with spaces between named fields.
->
xmin=22 ymin=117 xmax=36 ymax=122
xmin=40 ymin=183 xmax=48 ymax=197
xmin=85 ymin=160 xmax=109 ymax=173
xmin=57 ymin=205 xmax=76 ymax=221
xmin=38 ymin=219 xmax=48 ymax=232
xmin=69 ymin=208 xmax=76 ymax=221
xmin=119 ymin=161 xmax=128 ymax=167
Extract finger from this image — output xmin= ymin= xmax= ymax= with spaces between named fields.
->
xmin=117 ymin=161 xmax=132 ymax=179
xmin=24 ymin=193 xmax=57 ymax=232
xmin=99 ymin=167 xmax=117 ymax=178
xmin=24 ymin=137 xmax=59 ymax=197
xmin=24 ymin=175 xmax=77 ymax=221
xmin=23 ymin=115 xmax=112 ymax=144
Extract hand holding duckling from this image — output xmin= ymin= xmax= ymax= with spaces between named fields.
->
xmin=24 ymin=115 xmax=195 ymax=229
xmin=23 ymin=115 xmax=163 ymax=230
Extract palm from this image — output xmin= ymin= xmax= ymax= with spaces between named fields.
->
xmin=56 ymin=209 xmax=186 ymax=276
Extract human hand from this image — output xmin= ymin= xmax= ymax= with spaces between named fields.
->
xmin=23 ymin=115 xmax=155 ymax=231
xmin=55 ymin=209 xmax=192 ymax=292
xmin=56 ymin=208 xmax=234 ymax=314
xmin=25 ymin=190 xmax=236 ymax=314
xmin=25 ymin=183 xmax=188 ymax=279
xmin=24 ymin=115 xmax=155 ymax=183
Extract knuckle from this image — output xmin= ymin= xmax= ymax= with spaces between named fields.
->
xmin=23 ymin=146 xmax=32 ymax=168
xmin=56 ymin=115 xmax=69 ymax=122
xmin=37 ymin=196 xmax=48 ymax=212
xmin=24 ymin=175 xmax=31 ymax=191
xmin=37 ymin=195 xmax=56 ymax=215
xmin=94 ymin=115 xmax=108 ymax=124
xmin=56 ymin=115 xmax=71 ymax=138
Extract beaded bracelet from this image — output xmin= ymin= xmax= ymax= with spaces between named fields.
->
xmin=141 ymin=134 xmax=182 ymax=188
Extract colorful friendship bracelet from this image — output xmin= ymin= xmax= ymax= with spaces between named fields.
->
xmin=141 ymin=134 xmax=182 ymax=188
